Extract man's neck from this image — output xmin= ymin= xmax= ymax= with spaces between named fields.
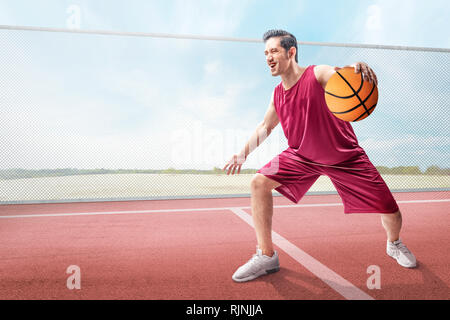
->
xmin=281 ymin=64 xmax=306 ymax=90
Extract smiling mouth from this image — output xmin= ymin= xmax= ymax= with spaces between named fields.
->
xmin=269 ymin=62 xmax=277 ymax=70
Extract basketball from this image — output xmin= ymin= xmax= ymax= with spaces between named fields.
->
xmin=324 ymin=67 xmax=378 ymax=122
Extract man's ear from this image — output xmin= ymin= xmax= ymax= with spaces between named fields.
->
xmin=289 ymin=47 xmax=296 ymax=60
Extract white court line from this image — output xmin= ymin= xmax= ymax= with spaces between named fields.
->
xmin=0 ymin=199 xmax=449 ymax=219
xmin=0 ymin=207 xmax=238 ymax=219
xmin=229 ymin=207 xmax=374 ymax=300
xmin=0 ymin=202 xmax=346 ymax=219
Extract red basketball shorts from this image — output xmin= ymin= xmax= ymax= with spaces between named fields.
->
xmin=257 ymin=148 xmax=399 ymax=214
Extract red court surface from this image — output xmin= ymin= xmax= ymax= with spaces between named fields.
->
xmin=0 ymin=191 xmax=449 ymax=300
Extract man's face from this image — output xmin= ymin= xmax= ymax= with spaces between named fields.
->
xmin=264 ymin=37 xmax=291 ymax=76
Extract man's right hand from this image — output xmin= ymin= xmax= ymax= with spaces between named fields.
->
xmin=223 ymin=153 xmax=246 ymax=175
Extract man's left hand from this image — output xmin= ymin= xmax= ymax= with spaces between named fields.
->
xmin=338 ymin=62 xmax=378 ymax=86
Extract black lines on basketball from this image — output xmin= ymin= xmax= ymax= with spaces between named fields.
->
xmin=324 ymin=67 xmax=378 ymax=122
xmin=353 ymin=103 xmax=377 ymax=121
xmin=331 ymin=82 xmax=376 ymax=114
xmin=325 ymin=72 xmax=364 ymax=99
xmin=335 ymin=71 xmax=369 ymax=114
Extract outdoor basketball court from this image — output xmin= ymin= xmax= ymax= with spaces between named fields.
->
xmin=1 ymin=191 xmax=448 ymax=300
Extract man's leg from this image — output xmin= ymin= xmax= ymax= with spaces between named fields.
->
xmin=381 ymin=209 xmax=416 ymax=267
xmin=381 ymin=210 xmax=402 ymax=242
xmin=324 ymin=159 xmax=416 ymax=268
xmin=232 ymin=152 xmax=320 ymax=282
xmin=231 ymin=173 xmax=282 ymax=282
xmin=250 ymin=173 xmax=281 ymax=257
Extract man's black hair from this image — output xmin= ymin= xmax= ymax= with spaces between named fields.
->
xmin=262 ymin=29 xmax=298 ymax=62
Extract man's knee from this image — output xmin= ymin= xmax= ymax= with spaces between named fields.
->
xmin=251 ymin=173 xmax=280 ymax=192
xmin=382 ymin=210 xmax=402 ymax=221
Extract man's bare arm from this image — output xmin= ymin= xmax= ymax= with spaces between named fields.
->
xmin=314 ymin=62 xmax=378 ymax=90
xmin=223 ymin=92 xmax=279 ymax=175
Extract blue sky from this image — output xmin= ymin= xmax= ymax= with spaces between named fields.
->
xmin=0 ymin=0 xmax=449 ymax=171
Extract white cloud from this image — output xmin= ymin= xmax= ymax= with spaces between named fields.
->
xmin=354 ymin=0 xmax=450 ymax=48
xmin=102 ymin=68 xmax=159 ymax=108
xmin=171 ymin=0 xmax=253 ymax=36
xmin=0 ymin=2 xmax=16 ymax=25
xmin=204 ymin=60 xmax=222 ymax=75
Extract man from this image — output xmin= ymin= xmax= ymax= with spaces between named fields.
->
xmin=223 ymin=29 xmax=416 ymax=283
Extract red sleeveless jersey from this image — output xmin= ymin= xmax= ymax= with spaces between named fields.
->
xmin=273 ymin=65 xmax=366 ymax=165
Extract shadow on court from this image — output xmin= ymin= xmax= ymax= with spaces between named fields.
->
xmin=251 ymin=262 xmax=449 ymax=300
xmin=253 ymin=267 xmax=345 ymax=300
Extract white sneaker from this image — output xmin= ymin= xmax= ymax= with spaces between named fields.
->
xmin=386 ymin=239 xmax=417 ymax=268
xmin=232 ymin=247 xmax=280 ymax=282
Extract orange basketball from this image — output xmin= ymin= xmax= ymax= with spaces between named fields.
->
xmin=324 ymin=67 xmax=378 ymax=122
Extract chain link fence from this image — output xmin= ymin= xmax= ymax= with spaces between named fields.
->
xmin=0 ymin=26 xmax=449 ymax=204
